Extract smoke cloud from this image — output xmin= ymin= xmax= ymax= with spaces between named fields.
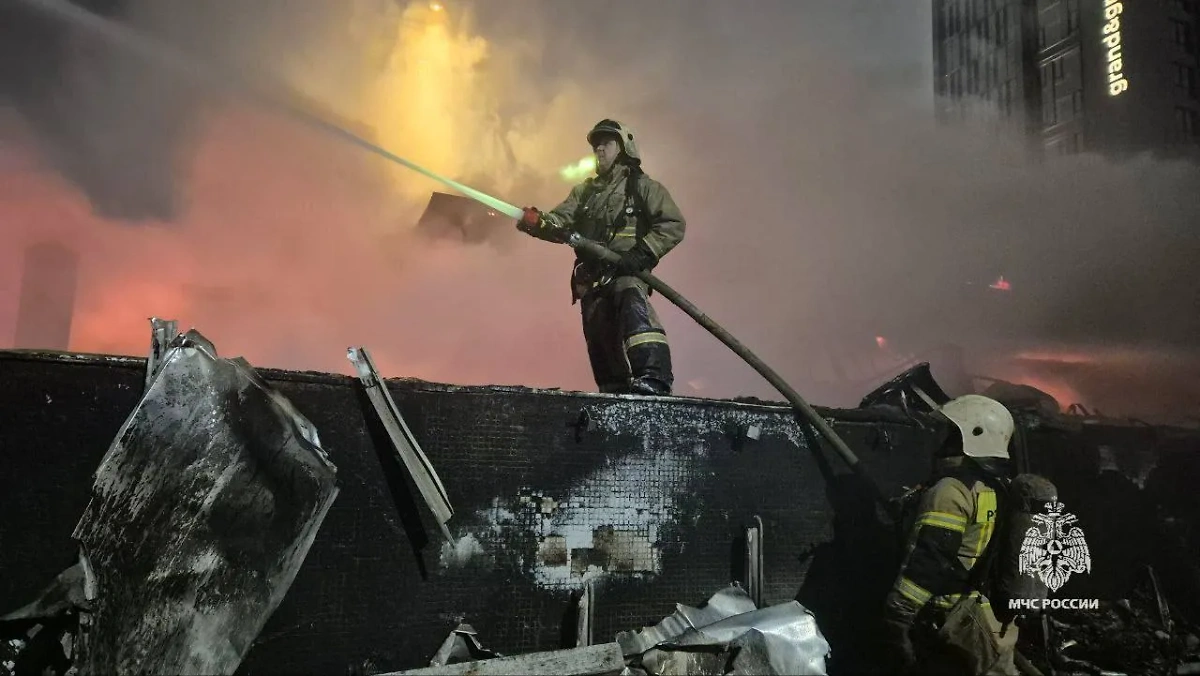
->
xmin=0 ymin=0 xmax=1197 ymax=423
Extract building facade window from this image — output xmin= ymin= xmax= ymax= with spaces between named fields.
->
xmin=1175 ymin=63 xmax=1197 ymax=97
xmin=1056 ymin=92 xmax=1078 ymax=123
xmin=1051 ymin=58 xmax=1066 ymax=81
xmin=1046 ymin=134 xmax=1081 ymax=156
xmin=1176 ymin=107 xmax=1199 ymax=140
xmin=1172 ymin=20 xmax=1195 ymax=49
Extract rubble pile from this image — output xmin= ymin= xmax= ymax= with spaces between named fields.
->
xmin=2 ymin=324 xmax=1199 ymax=675
xmin=384 ymin=585 xmax=831 ymax=676
xmin=1020 ymin=570 xmax=1200 ymax=676
xmin=0 ymin=612 xmax=80 ymax=676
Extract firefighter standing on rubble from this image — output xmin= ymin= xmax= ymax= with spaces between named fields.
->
xmin=515 ymin=120 xmax=686 ymax=396
xmin=882 ymin=394 xmax=1023 ymax=675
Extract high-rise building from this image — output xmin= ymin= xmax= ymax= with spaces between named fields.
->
xmin=933 ymin=0 xmax=1200 ymax=158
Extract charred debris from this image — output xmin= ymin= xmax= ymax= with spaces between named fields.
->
xmin=1 ymin=321 xmax=1198 ymax=676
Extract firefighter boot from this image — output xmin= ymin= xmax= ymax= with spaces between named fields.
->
xmin=628 ymin=341 xmax=673 ymax=395
xmin=618 ymin=286 xmax=673 ymax=395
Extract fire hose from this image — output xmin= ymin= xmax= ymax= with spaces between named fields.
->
xmin=561 ymin=233 xmax=885 ymax=504
xmin=16 ymin=0 xmax=887 ymax=508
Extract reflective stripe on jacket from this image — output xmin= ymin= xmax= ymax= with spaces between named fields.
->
xmin=888 ymin=475 xmax=999 ymax=614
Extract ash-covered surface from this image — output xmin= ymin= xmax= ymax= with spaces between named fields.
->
xmin=1 ymin=350 xmax=1199 ymax=675
xmin=67 ymin=336 xmax=338 ymax=674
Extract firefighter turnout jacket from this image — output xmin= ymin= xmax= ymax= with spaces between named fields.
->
xmin=526 ymin=162 xmax=686 ymax=297
xmin=885 ymin=461 xmax=1020 ymax=675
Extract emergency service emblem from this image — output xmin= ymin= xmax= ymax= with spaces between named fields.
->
xmin=1018 ymin=501 xmax=1092 ymax=592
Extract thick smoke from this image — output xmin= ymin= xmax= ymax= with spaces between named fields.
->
xmin=0 ymin=0 xmax=1197 ymax=423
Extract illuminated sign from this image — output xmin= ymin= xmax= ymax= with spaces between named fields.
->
xmin=1102 ymin=0 xmax=1129 ymax=96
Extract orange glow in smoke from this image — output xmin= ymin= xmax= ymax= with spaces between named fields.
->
xmin=1 ymin=106 xmax=398 ymax=367
xmin=875 ymin=335 xmax=888 ymax=350
xmin=0 ymin=102 xmax=565 ymax=387
xmin=982 ymin=368 xmax=1083 ymax=412
xmin=1012 ymin=350 xmax=1099 ymax=365
xmin=359 ymin=1 xmax=507 ymax=202
xmin=0 ymin=3 xmax=599 ymax=391
xmin=1007 ymin=375 xmax=1081 ymax=412
xmin=989 ymin=275 xmax=1011 ymax=291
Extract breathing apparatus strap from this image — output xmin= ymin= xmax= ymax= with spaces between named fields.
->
xmin=624 ymin=161 xmax=650 ymax=240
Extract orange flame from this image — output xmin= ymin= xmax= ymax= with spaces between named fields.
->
xmin=0 ymin=3 xmax=599 ymax=392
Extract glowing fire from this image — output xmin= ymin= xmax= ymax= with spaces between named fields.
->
xmin=355 ymin=1 xmax=510 ymax=202
xmin=998 ymin=373 xmax=1081 ymax=412
xmin=1012 ymin=350 xmax=1098 ymax=365
xmin=0 ymin=2 xmax=590 ymax=390
xmin=989 ymin=275 xmax=1011 ymax=291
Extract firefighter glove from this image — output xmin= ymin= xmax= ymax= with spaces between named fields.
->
xmin=516 ymin=206 xmax=541 ymax=235
xmin=613 ymin=242 xmax=658 ymax=276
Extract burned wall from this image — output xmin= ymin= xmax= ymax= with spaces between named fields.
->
xmin=1 ymin=350 xmax=1197 ymax=675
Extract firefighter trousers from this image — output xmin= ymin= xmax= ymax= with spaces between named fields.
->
xmin=579 ymin=276 xmax=673 ymax=395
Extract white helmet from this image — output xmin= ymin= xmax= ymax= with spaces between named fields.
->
xmin=939 ymin=394 xmax=1014 ymax=460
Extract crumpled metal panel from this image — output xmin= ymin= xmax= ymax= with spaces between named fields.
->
xmin=857 ymin=362 xmax=950 ymax=415
xmin=617 ymin=586 xmax=758 ymax=657
xmin=69 ymin=329 xmax=338 ymax=675
xmin=619 ymin=586 xmax=830 ymax=676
